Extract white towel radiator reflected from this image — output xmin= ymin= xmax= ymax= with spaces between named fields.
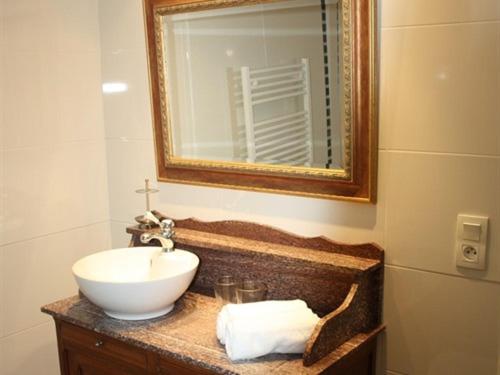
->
xmin=239 ymin=58 xmax=313 ymax=166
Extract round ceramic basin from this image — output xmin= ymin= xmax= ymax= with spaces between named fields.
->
xmin=72 ymin=247 xmax=199 ymax=320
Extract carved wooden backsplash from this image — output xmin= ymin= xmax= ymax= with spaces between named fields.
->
xmin=127 ymin=217 xmax=385 ymax=366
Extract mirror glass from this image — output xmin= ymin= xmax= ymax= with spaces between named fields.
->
xmin=162 ymin=0 xmax=347 ymax=170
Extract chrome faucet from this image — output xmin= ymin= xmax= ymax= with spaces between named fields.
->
xmin=140 ymin=219 xmax=175 ymax=252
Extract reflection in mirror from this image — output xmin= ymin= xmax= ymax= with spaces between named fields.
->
xmin=162 ymin=0 xmax=346 ymax=169
xmin=145 ymin=0 xmax=377 ymax=202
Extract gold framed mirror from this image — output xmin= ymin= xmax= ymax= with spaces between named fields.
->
xmin=144 ymin=0 xmax=377 ymax=202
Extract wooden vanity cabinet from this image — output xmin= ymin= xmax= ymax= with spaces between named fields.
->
xmin=56 ymin=320 xmax=151 ymax=374
xmin=55 ymin=320 xmax=215 ymax=375
xmin=46 ymin=219 xmax=384 ymax=375
xmin=155 ymin=357 xmax=215 ymax=375
xmin=54 ymin=319 xmax=377 ymax=375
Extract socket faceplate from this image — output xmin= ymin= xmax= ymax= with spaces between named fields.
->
xmin=456 ymin=215 xmax=488 ymax=270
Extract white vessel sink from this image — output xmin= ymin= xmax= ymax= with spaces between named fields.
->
xmin=72 ymin=247 xmax=199 ymax=320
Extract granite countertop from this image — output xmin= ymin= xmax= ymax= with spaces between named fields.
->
xmin=42 ymin=292 xmax=376 ymax=374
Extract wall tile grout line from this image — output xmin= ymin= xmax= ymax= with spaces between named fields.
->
xmin=110 ymin=219 xmax=135 ymax=225
xmin=0 ymin=138 xmax=108 ymax=153
xmin=105 ymin=137 xmax=153 ymax=142
xmin=381 ymin=149 xmax=500 ymax=159
xmin=385 ymin=264 xmax=500 ymax=286
xmin=0 ymin=220 xmax=110 ymax=248
xmin=0 ymin=321 xmax=52 ymax=340
xmin=381 ymin=19 xmax=500 ymax=30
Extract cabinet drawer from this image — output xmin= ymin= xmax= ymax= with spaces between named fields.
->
xmin=60 ymin=322 xmax=148 ymax=370
xmin=66 ymin=350 xmax=145 ymax=375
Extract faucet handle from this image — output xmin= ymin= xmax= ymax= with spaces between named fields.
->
xmin=160 ymin=218 xmax=174 ymax=229
xmin=140 ymin=232 xmax=153 ymax=244
xmin=160 ymin=219 xmax=175 ymax=237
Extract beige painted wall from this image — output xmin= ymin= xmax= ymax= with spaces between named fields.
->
xmin=0 ymin=1 xmax=111 ymax=374
xmin=101 ymin=0 xmax=500 ymax=374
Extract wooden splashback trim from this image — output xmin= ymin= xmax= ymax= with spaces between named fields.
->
xmin=138 ymin=215 xmax=384 ymax=261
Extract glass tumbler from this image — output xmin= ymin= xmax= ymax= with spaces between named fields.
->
xmin=236 ymin=280 xmax=267 ymax=303
xmin=214 ymin=276 xmax=238 ymax=305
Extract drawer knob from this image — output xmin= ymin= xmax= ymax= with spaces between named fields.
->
xmin=95 ymin=340 xmax=104 ymax=348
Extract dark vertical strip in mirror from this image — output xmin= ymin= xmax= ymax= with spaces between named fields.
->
xmin=320 ymin=0 xmax=333 ymax=169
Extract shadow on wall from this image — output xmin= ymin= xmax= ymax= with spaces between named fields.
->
xmin=156 ymin=183 xmax=380 ymax=233
xmin=375 ymin=332 xmax=387 ymax=375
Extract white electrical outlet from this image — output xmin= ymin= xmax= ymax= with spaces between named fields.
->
xmin=461 ymin=244 xmax=479 ymax=263
xmin=456 ymin=215 xmax=488 ymax=270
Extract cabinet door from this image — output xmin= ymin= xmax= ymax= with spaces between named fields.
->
xmin=157 ymin=356 xmax=215 ymax=375
xmin=66 ymin=349 xmax=147 ymax=375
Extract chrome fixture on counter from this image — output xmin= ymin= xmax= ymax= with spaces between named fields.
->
xmin=135 ymin=178 xmax=160 ymax=229
xmin=140 ymin=219 xmax=175 ymax=252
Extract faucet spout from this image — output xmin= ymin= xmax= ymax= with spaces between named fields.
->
xmin=140 ymin=219 xmax=176 ymax=252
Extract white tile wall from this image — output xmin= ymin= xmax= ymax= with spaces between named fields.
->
xmin=1 ymin=322 xmax=60 ymax=375
xmin=1 ymin=223 xmax=110 ymax=337
xmin=0 ymin=246 xmax=4 ymax=338
xmin=1 ymin=141 xmax=109 ymax=245
xmin=105 ymin=139 xmax=157 ymax=221
xmin=98 ymin=0 xmax=145 ymax=52
xmin=379 ymin=22 xmax=500 ymax=156
xmin=384 ymin=152 xmax=500 ymax=282
xmin=1 ymin=51 xmax=104 ymax=150
xmin=110 ymin=220 xmax=133 ymax=249
xmin=2 ymin=1 xmax=100 ymax=53
xmin=0 ymin=1 xmax=4 ymax=346
xmin=381 ymin=0 xmax=500 ymax=27
xmin=384 ymin=265 xmax=500 ymax=375
xmin=99 ymin=1 xmax=500 ymax=374
xmin=101 ymin=49 xmax=153 ymax=140
xmin=0 ymin=1 xmax=110 ymax=374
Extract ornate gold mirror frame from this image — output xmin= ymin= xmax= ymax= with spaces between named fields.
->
xmin=144 ymin=0 xmax=378 ymax=202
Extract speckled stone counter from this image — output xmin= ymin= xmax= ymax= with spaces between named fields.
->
xmin=42 ymin=292 xmax=381 ymax=374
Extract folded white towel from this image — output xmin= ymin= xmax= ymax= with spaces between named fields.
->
xmin=216 ymin=300 xmax=319 ymax=361
xmin=216 ymin=300 xmax=308 ymax=344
